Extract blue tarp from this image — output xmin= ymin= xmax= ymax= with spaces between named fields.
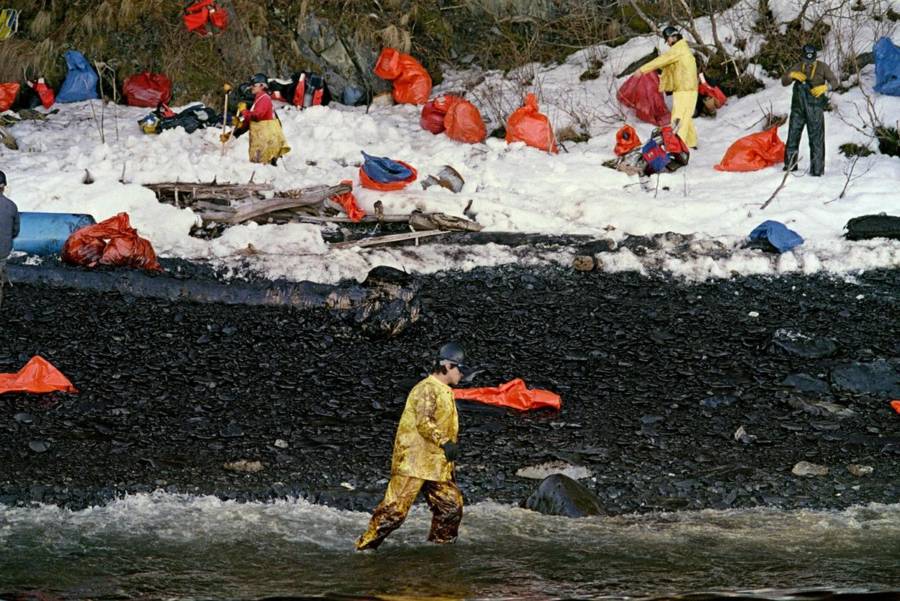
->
xmin=13 ymin=212 xmax=96 ymax=256
xmin=56 ymin=50 xmax=99 ymax=103
xmin=361 ymin=151 xmax=414 ymax=183
xmin=874 ymin=37 xmax=900 ymax=96
xmin=749 ymin=220 xmax=804 ymax=253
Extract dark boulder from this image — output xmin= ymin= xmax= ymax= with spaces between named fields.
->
xmin=772 ymin=328 xmax=837 ymax=359
xmin=831 ymin=360 xmax=900 ymax=397
xmin=523 ymin=474 xmax=603 ymax=518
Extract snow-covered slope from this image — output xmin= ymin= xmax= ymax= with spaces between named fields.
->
xmin=2 ymin=0 xmax=898 ymax=284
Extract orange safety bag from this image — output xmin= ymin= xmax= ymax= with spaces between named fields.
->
xmin=698 ymin=81 xmax=727 ymax=107
xmin=34 ymin=80 xmax=55 ymax=108
xmin=374 ymin=47 xmax=431 ymax=105
xmin=506 ymin=93 xmax=557 ymax=153
xmin=330 ymin=180 xmax=366 ymax=222
xmin=359 ymin=161 xmax=418 ymax=191
xmin=714 ymin=127 xmax=785 ymax=172
xmin=445 ymin=98 xmax=486 ymax=143
xmin=453 ymin=378 xmax=561 ymax=412
xmin=0 ymin=82 xmax=20 ymax=111
xmin=62 ymin=212 xmax=162 ymax=271
xmin=0 ymin=356 xmax=77 ymax=395
xmin=614 ymin=124 xmax=641 ymax=156
xmin=123 ymin=72 xmax=172 ymax=107
xmin=420 ymin=94 xmax=456 ymax=134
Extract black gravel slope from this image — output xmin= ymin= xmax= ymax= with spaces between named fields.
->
xmin=0 ymin=265 xmax=898 ymax=513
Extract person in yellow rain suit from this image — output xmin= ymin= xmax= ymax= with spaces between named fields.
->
xmin=356 ymin=343 xmax=475 ymax=551
xmin=637 ymin=26 xmax=699 ymax=148
xmin=223 ymin=73 xmax=290 ymax=165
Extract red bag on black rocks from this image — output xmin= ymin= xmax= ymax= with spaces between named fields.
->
xmin=62 ymin=212 xmax=162 ymax=271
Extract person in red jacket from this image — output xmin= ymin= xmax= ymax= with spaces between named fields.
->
xmin=227 ymin=73 xmax=290 ymax=165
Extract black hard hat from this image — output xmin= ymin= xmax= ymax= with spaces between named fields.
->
xmin=802 ymin=44 xmax=817 ymax=60
xmin=250 ymin=72 xmax=268 ymax=85
xmin=0 ymin=170 xmax=5 ymax=186
xmin=437 ymin=342 xmax=479 ymax=381
xmin=661 ymin=26 xmax=679 ymax=39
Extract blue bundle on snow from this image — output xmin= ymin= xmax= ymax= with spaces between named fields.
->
xmin=874 ymin=37 xmax=900 ymax=96
xmin=749 ymin=220 xmax=804 ymax=253
xmin=56 ymin=50 xmax=99 ymax=103
xmin=13 ymin=212 xmax=96 ymax=256
xmin=361 ymin=151 xmax=414 ymax=183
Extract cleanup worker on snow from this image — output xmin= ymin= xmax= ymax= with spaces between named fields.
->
xmin=223 ymin=73 xmax=290 ymax=165
xmin=636 ymin=26 xmax=699 ymax=148
xmin=0 ymin=170 xmax=20 ymax=309
xmin=356 ymin=343 xmax=473 ymax=551
xmin=781 ymin=44 xmax=839 ymax=176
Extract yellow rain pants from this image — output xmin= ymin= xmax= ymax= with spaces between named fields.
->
xmin=671 ymin=90 xmax=698 ymax=148
xmin=248 ymin=119 xmax=290 ymax=164
xmin=355 ymin=474 xmax=463 ymax=550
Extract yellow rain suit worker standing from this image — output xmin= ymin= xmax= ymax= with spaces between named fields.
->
xmin=356 ymin=343 xmax=475 ymax=551
xmin=638 ymin=26 xmax=698 ymax=148
xmin=225 ymin=73 xmax=290 ymax=166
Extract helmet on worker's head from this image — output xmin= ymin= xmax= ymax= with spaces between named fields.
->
xmin=138 ymin=112 xmax=160 ymax=135
xmin=0 ymin=170 xmax=6 ymax=186
xmin=436 ymin=342 xmax=480 ymax=382
xmin=802 ymin=44 xmax=818 ymax=61
xmin=250 ymin=72 xmax=268 ymax=87
xmin=661 ymin=25 xmax=679 ymax=40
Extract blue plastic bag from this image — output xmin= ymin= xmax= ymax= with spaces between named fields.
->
xmin=874 ymin=37 xmax=900 ymax=96
xmin=361 ymin=151 xmax=414 ymax=183
xmin=749 ymin=220 xmax=804 ymax=253
xmin=56 ymin=50 xmax=99 ymax=103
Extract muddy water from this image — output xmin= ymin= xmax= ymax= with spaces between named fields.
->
xmin=2 ymin=494 xmax=898 ymax=600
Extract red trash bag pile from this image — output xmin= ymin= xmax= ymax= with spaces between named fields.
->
xmin=0 ymin=82 xmax=19 ymax=111
xmin=715 ymin=127 xmax=785 ymax=172
xmin=420 ymin=95 xmax=486 ymax=143
xmin=183 ymin=0 xmax=228 ymax=36
xmin=618 ymin=72 xmax=670 ymax=126
xmin=454 ymin=379 xmax=561 ymax=412
xmin=0 ymin=356 xmax=77 ymax=395
xmin=373 ymin=47 xmax=432 ymax=105
xmin=62 ymin=212 xmax=162 ymax=271
xmin=123 ymin=72 xmax=172 ymax=107
xmin=28 ymin=78 xmax=55 ymax=108
xmin=506 ymin=93 xmax=557 ymax=153
xmin=329 ymin=180 xmax=366 ymax=222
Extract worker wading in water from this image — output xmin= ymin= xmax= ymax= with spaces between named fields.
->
xmin=781 ymin=44 xmax=839 ymax=176
xmin=224 ymin=73 xmax=290 ymax=165
xmin=356 ymin=343 xmax=475 ymax=551
xmin=637 ymin=26 xmax=699 ymax=148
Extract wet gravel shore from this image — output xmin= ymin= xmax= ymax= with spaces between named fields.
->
xmin=1 ymin=264 xmax=898 ymax=513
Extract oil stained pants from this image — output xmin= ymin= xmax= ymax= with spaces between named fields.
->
xmin=784 ymin=84 xmax=826 ymax=176
xmin=356 ymin=475 xmax=463 ymax=550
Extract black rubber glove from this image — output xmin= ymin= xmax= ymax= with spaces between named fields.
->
xmin=441 ymin=441 xmax=459 ymax=462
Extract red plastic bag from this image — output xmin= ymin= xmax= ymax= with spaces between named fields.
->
xmin=183 ymin=0 xmax=211 ymax=34
xmin=617 ymin=72 xmax=670 ymax=126
xmin=661 ymin=125 xmax=689 ymax=155
xmin=359 ymin=161 xmax=418 ymax=191
xmin=614 ymin=124 xmax=641 ymax=156
xmin=506 ymin=93 xmax=557 ymax=153
xmin=420 ymin=95 xmax=456 ymax=134
xmin=0 ymin=356 xmax=77 ymax=395
xmin=373 ymin=47 xmax=431 ymax=105
xmin=330 ymin=180 xmax=366 ymax=222
xmin=699 ymin=81 xmax=727 ymax=108
xmin=890 ymin=400 xmax=900 ymax=415
xmin=0 ymin=82 xmax=20 ymax=111
xmin=714 ymin=127 xmax=785 ymax=172
xmin=62 ymin=212 xmax=162 ymax=271
xmin=445 ymin=98 xmax=486 ymax=144
xmin=34 ymin=80 xmax=55 ymax=108
xmin=453 ymin=379 xmax=561 ymax=412
xmin=123 ymin=72 xmax=172 ymax=107
xmin=208 ymin=3 xmax=228 ymax=30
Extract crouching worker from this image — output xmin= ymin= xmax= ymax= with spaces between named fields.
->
xmin=356 ymin=343 xmax=473 ymax=551
xmin=781 ymin=44 xmax=839 ymax=176
xmin=224 ymin=73 xmax=290 ymax=165
xmin=0 ymin=170 xmax=20 ymax=309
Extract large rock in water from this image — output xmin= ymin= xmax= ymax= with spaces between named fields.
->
xmin=523 ymin=474 xmax=603 ymax=518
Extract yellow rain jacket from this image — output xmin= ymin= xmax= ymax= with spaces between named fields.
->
xmin=639 ymin=39 xmax=698 ymax=93
xmin=390 ymin=375 xmax=458 ymax=482
xmin=249 ymin=119 xmax=290 ymax=164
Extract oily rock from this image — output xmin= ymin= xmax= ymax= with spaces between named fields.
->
xmin=522 ymin=474 xmax=603 ymax=518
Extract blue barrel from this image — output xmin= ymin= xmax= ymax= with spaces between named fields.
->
xmin=13 ymin=212 xmax=96 ymax=256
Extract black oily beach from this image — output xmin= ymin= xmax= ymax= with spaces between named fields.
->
xmin=0 ymin=263 xmax=898 ymax=513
